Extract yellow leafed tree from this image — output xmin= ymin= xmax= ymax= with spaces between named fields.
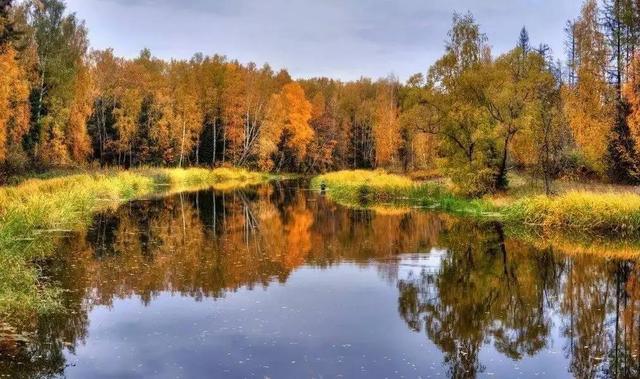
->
xmin=222 ymin=62 xmax=247 ymax=163
xmin=373 ymin=81 xmax=400 ymax=167
xmin=283 ymin=83 xmax=314 ymax=158
xmin=562 ymin=0 xmax=613 ymax=173
xmin=67 ymin=64 xmax=94 ymax=163
xmin=112 ymin=59 xmax=144 ymax=162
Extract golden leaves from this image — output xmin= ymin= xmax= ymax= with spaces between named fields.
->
xmin=258 ymin=82 xmax=313 ymax=170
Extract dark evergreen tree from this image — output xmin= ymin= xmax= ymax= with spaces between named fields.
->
xmin=518 ymin=26 xmax=530 ymax=56
xmin=604 ymin=0 xmax=639 ymax=183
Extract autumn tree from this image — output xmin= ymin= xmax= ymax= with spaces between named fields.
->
xmin=27 ymin=0 xmax=91 ymax=166
xmin=512 ymin=56 xmax=570 ymax=194
xmin=0 ymin=46 xmax=30 ymax=172
xmin=220 ymin=61 xmax=247 ymax=164
xmin=372 ymin=78 xmax=401 ymax=168
xmin=193 ymin=55 xmax=226 ymax=166
xmin=132 ymin=49 xmax=167 ymax=165
xmin=108 ymin=58 xmax=143 ymax=165
xmin=563 ymin=0 xmax=614 ymax=175
xmin=88 ymin=49 xmax=118 ymax=164
xmin=398 ymin=73 xmax=437 ymax=172
xmin=471 ymin=47 xmax=562 ymax=189
xmin=415 ymin=13 xmax=570 ymax=194
xmin=303 ymin=88 xmax=339 ymax=173
xmin=0 ymin=1 xmax=29 ymax=174
xmin=422 ymin=12 xmax=496 ymax=195
xmin=340 ymin=79 xmax=377 ymax=168
xmin=144 ymin=59 xmax=204 ymax=167
xmin=67 ymin=62 xmax=92 ymax=162
xmin=190 ymin=54 xmax=220 ymax=165
xmin=257 ymin=82 xmax=313 ymax=171
xmin=237 ymin=64 xmax=281 ymax=166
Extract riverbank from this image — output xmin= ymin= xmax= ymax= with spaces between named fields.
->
xmin=311 ymin=170 xmax=640 ymax=235
xmin=0 ymin=167 xmax=271 ymax=321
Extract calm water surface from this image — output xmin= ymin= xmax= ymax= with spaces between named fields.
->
xmin=2 ymin=181 xmax=640 ymax=378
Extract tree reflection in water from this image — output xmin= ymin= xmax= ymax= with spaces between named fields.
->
xmin=1 ymin=180 xmax=639 ymax=378
xmin=396 ymin=221 xmax=640 ymax=379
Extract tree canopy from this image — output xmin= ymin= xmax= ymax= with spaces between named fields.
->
xmin=1 ymin=0 xmax=640 ymax=194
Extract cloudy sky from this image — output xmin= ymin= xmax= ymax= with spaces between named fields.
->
xmin=65 ymin=0 xmax=582 ymax=81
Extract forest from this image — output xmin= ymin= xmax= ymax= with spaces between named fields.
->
xmin=1 ymin=0 xmax=640 ymax=196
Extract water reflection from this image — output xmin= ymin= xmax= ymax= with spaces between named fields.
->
xmin=1 ymin=181 xmax=640 ymax=378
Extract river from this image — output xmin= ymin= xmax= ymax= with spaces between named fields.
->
xmin=1 ymin=180 xmax=638 ymax=378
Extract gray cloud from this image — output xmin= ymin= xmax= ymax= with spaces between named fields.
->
xmin=67 ymin=0 xmax=582 ymax=81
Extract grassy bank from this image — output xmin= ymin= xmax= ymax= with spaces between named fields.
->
xmin=0 ymin=167 xmax=270 ymax=321
xmin=310 ymin=170 xmax=494 ymax=216
xmin=312 ymin=170 xmax=640 ymax=235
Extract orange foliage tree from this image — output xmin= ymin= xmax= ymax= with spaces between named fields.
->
xmin=562 ymin=0 xmax=614 ymax=173
xmin=0 ymin=46 xmax=30 ymax=168
xmin=257 ymin=82 xmax=313 ymax=170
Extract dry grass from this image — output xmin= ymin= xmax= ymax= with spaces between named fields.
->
xmin=313 ymin=169 xmax=415 ymax=189
xmin=503 ymin=190 xmax=640 ymax=233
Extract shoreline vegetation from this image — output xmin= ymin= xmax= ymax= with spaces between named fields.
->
xmin=1 ymin=167 xmax=640 ymax=323
xmin=311 ymin=170 xmax=640 ymax=236
xmin=0 ymin=167 xmax=272 ymax=321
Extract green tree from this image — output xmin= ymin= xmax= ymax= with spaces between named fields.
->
xmin=421 ymin=13 xmax=496 ymax=195
xmin=471 ymin=48 xmax=561 ymax=189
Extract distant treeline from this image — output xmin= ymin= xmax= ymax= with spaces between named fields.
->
xmin=1 ymin=0 xmax=640 ymax=194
